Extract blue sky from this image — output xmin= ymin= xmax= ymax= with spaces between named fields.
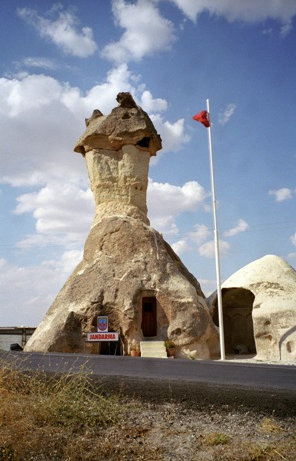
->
xmin=1 ymin=0 xmax=296 ymax=326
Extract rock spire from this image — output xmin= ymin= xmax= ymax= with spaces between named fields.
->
xmin=25 ymin=93 xmax=218 ymax=358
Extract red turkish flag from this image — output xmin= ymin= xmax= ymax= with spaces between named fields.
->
xmin=192 ymin=110 xmax=210 ymax=127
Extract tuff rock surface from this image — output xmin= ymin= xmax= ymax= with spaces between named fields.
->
xmin=208 ymin=254 xmax=296 ymax=362
xmin=25 ymin=93 xmax=218 ymax=358
xmin=74 ymin=92 xmax=161 ymax=156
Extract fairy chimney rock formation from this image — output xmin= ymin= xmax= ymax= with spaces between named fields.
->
xmin=25 ymin=93 xmax=218 ymax=358
xmin=74 ymin=92 xmax=162 ymax=226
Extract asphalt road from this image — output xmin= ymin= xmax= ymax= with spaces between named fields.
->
xmin=1 ymin=351 xmax=296 ymax=414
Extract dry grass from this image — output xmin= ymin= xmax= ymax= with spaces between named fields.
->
xmin=259 ymin=417 xmax=284 ymax=435
xmin=0 ymin=358 xmax=295 ymax=460
xmin=203 ymin=432 xmax=231 ymax=446
xmin=0 ymin=362 xmax=123 ymax=460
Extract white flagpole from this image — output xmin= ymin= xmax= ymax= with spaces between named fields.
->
xmin=206 ymin=98 xmax=225 ymax=361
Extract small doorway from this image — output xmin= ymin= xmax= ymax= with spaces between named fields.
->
xmin=213 ymin=288 xmax=256 ymax=354
xmin=141 ymin=297 xmax=157 ymax=337
xmin=99 ymin=340 xmax=122 ymax=355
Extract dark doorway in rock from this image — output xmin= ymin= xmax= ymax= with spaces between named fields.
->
xmin=213 ymin=287 xmax=256 ymax=355
xmin=99 ymin=340 xmax=122 ymax=355
xmin=141 ymin=297 xmax=157 ymax=337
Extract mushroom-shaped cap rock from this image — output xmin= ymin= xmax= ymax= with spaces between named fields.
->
xmin=74 ymin=92 xmax=162 ymax=156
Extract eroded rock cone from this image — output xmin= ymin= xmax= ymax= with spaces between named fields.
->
xmin=25 ymin=93 xmax=218 ymax=358
xmin=208 ymin=254 xmax=296 ymax=362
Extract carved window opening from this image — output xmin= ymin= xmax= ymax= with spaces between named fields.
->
xmin=137 ymin=137 xmax=150 ymax=148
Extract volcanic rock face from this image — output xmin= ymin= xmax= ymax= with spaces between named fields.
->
xmin=209 ymin=255 xmax=296 ymax=362
xmin=75 ymin=92 xmax=161 ymax=226
xmin=25 ymin=93 xmax=218 ymax=358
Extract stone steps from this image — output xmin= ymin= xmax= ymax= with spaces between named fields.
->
xmin=140 ymin=340 xmax=168 ymax=358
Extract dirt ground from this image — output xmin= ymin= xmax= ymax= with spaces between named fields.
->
xmin=72 ymin=397 xmax=296 ymax=461
xmin=1 ymin=353 xmax=295 ymax=460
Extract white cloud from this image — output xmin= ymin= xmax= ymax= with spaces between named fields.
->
xmin=171 ymin=239 xmax=190 ymax=255
xmin=287 ymin=251 xmax=296 ymax=260
xmin=148 ymin=179 xmax=207 ymax=228
xmin=21 ymin=57 xmax=57 ymax=70
xmin=170 ymin=0 xmax=296 ymax=28
xmin=199 ymin=278 xmax=217 ymax=297
xmin=0 ymin=252 xmax=82 ymax=325
xmin=224 ymin=219 xmax=249 ymax=237
xmin=148 ymin=180 xmax=207 ymax=234
xmin=140 ymin=90 xmax=168 ymax=113
xmin=150 ymin=114 xmax=190 ymax=154
xmin=12 ymin=177 xmax=206 ymax=251
xmin=0 ymin=67 xmax=194 ymax=262
xmin=290 ymin=233 xmax=296 ymax=247
xmin=14 ymin=182 xmax=93 ymax=249
xmin=60 ymin=64 xmax=134 ymax=116
xmin=102 ymin=0 xmax=176 ymax=63
xmin=7 ymin=167 xmax=207 ymax=253
xmin=0 ymin=68 xmax=189 ymax=188
xmin=172 ymin=221 xmax=246 ymax=260
xmin=17 ymin=7 xmax=97 ymax=57
xmin=2 ymin=175 xmax=208 ymax=326
xmin=151 ymin=215 xmax=179 ymax=235
xmin=171 ymin=224 xmax=214 ymax=259
xmin=262 ymin=27 xmax=273 ymax=35
xmin=0 ymin=73 xmax=87 ymax=186
xmin=198 ymin=239 xmax=230 ymax=258
xmin=218 ymin=103 xmax=236 ymax=125
xmin=0 ymin=73 xmax=62 ymax=117
xmin=280 ymin=21 xmax=293 ymax=37
xmin=189 ymin=224 xmax=211 ymax=244
xmin=268 ymin=187 xmax=293 ymax=202
xmin=46 ymin=250 xmax=83 ymax=276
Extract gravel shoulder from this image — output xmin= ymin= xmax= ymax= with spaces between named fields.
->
xmin=1 ymin=354 xmax=295 ymax=460
xmin=90 ymin=397 xmax=296 ymax=461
